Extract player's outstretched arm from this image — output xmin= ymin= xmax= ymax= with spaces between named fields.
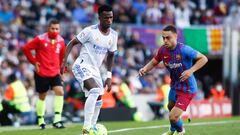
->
xmin=190 ymin=52 xmax=208 ymax=73
xmin=139 ymin=58 xmax=159 ymax=76
xmin=60 ymin=37 xmax=80 ymax=74
xmin=180 ymin=52 xmax=208 ymax=81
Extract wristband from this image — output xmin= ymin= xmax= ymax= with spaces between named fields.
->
xmin=107 ymin=71 xmax=112 ymax=78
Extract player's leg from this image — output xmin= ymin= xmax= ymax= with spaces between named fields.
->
xmin=162 ymin=89 xmax=176 ymax=135
xmin=34 ymin=73 xmax=49 ymax=129
xmin=91 ymin=95 xmax=102 ymax=126
xmin=169 ymin=101 xmax=184 ymax=133
xmin=91 ymin=77 xmax=104 ymax=126
xmin=169 ymin=106 xmax=184 ymax=134
xmin=71 ymin=63 xmax=101 ymax=134
xmin=51 ymin=75 xmax=65 ymax=128
xmin=37 ymin=92 xmax=47 ymax=129
xmin=172 ymin=92 xmax=195 ymax=135
xmin=82 ymin=78 xmax=101 ymax=134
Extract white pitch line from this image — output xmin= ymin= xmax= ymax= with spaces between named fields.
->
xmin=0 ymin=120 xmax=239 ymax=134
xmin=108 ymin=120 xmax=240 ymax=134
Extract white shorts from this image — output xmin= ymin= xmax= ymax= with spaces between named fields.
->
xmin=72 ymin=62 xmax=104 ymax=97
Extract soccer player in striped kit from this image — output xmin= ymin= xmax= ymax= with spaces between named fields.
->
xmin=139 ymin=25 xmax=208 ymax=135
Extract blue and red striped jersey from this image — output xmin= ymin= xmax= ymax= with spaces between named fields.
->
xmin=154 ymin=43 xmax=198 ymax=94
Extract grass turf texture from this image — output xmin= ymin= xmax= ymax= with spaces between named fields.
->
xmin=0 ymin=117 xmax=239 ymax=135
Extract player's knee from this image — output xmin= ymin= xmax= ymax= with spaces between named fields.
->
xmin=39 ymin=93 xmax=47 ymax=100
xmin=57 ymin=90 xmax=64 ymax=96
xmin=89 ymin=88 xmax=100 ymax=97
xmin=169 ymin=113 xmax=179 ymax=123
xmin=54 ymin=87 xmax=64 ymax=96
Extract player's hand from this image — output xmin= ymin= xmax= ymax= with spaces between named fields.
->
xmin=139 ymin=68 xmax=147 ymax=76
xmin=104 ymin=78 xmax=112 ymax=92
xmin=35 ymin=62 xmax=40 ymax=73
xmin=180 ymin=69 xmax=193 ymax=82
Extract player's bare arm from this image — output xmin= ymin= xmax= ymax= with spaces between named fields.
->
xmin=104 ymin=51 xmax=115 ymax=92
xmin=60 ymin=37 xmax=80 ymax=74
xmin=180 ymin=52 xmax=208 ymax=82
xmin=139 ymin=58 xmax=159 ymax=76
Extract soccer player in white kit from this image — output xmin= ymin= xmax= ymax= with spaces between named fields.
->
xmin=60 ymin=5 xmax=118 ymax=134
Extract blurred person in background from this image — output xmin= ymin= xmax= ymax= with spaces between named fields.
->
xmin=224 ymin=0 xmax=240 ymax=29
xmin=148 ymin=75 xmax=171 ymax=119
xmin=157 ymin=75 xmax=171 ymax=111
xmin=139 ymin=25 xmax=208 ymax=135
xmin=210 ymin=82 xmax=225 ymax=101
xmin=2 ymin=73 xmax=35 ymax=126
xmin=63 ymin=74 xmax=85 ymax=122
xmin=60 ymin=5 xmax=118 ymax=135
xmin=102 ymin=75 xmax=142 ymax=121
xmin=22 ymin=19 xmax=66 ymax=129
xmin=193 ymin=80 xmax=204 ymax=100
xmin=174 ymin=0 xmax=192 ymax=28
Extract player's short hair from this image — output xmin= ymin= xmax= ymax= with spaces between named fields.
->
xmin=98 ymin=4 xmax=112 ymax=15
xmin=163 ymin=25 xmax=177 ymax=34
xmin=48 ymin=18 xmax=60 ymax=27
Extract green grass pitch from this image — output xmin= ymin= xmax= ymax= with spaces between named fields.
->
xmin=1 ymin=117 xmax=239 ymax=135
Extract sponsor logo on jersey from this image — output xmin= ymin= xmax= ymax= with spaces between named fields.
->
xmin=93 ymin=44 xmax=108 ymax=54
xmin=164 ymin=62 xmax=182 ymax=69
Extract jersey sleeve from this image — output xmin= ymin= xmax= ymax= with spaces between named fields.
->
xmin=76 ymin=27 xmax=91 ymax=44
xmin=109 ymin=31 xmax=118 ymax=52
xmin=182 ymin=45 xmax=198 ymax=60
xmin=154 ymin=47 xmax=163 ymax=62
xmin=22 ymin=37 xmax=39 ymax=65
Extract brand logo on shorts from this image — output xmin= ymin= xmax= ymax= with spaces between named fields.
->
xmin=178 ymin=102 xmax=184 ymax=106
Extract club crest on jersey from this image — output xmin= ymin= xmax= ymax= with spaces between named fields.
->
xmin=176 ymin=54 xmax=182 ymax=60
xmin=56 ymin=44 xmax=60 ymax=53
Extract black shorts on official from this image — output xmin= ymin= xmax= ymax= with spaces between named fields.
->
xmin=34 ymin=72 xmax=63 ymax=93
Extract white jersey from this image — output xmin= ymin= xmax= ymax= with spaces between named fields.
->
xmin=76 ymin=24 xmax=118 ymax=68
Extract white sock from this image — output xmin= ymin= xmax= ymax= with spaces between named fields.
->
xmin=91 ymin=100 xmax=103 ymax=126
xmin=83 ymin=88 xmax=100 ymax=129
